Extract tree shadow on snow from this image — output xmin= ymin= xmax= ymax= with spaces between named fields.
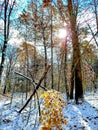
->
xmin=64 ymin=100 xmax=98 ymax=130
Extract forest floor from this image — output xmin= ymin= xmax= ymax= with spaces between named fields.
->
xmin=0 ymin=90 xmax=98 ymax=130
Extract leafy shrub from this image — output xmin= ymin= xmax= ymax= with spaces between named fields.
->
xmin=39 ymin=89 xmax=67 ymax=130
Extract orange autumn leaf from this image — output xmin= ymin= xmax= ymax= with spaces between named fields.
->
xmin=40 ymin=89 xmax=67 ymax=129
xmin=40 ymin=125 xmax=51 ymax=130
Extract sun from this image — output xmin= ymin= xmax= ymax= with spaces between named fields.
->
xmin=58 ymin=29 xmax=67 ymax=39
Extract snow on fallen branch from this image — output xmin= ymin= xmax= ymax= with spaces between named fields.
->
xmin=14 ymin=71 xmax=48 ymax=91
xmin=16 ymin=65 xmax=51 ymax=113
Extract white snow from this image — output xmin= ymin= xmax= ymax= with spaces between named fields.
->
xmin=0 ymin=90 xmax=98 ymax=130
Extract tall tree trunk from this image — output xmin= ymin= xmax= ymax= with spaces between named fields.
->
xmin=50 ymin=4 xmax=54 ymax=89
xmin=57 ymin=58 xmax=61 ymax=91
xmin=70 ymin=60 xmax=74 ymax=99
xmin=63 ymin=41 xmax=69 ymax=98
xmin=0 ymin=0 xmax=7 ymax=78
xmin=25 ymin=25 xmax=29 ymax=99
xmin=43 ymin=30 xmax=47 ymax=88
xmin=0 ymin=0 xmax=15 ymax=79
xmin=94 ymin=0 xmax=98 ymax=32
xmin=68 ymin=0 xmax=83 ymax=103
xmin=42 ymin=10 xmax=48 ymax=88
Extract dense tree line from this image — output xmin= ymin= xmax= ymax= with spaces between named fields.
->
xmin=0 ymin=0 xmax=98 ymax=103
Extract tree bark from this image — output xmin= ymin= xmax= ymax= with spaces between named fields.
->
xmin=68 ymin=0 xmax=83 ymax=103
xmin=70 ymin=60 xmax=74 ymax=99
xmin=63 ymin=42 xmax=69 ymax=98
xmin=0 ymin=0 xmax=16 ymax=78
xmin=94 ymin=0 xmax=98 ymax=32
xmin=0 ymin=0 xmax=7 ymax=78
xmin=50 ymin=4 xmax=54 ymax=89
xmin=42 ymin=27 xmax=48 ymax=88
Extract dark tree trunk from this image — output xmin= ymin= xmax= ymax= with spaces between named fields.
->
xmin=50 ymin=5 xmax=54 ymax=89
xmin=43 ymin=40 xmax=48 ymax=88
xmin=68 ymin=0 xmax=83 ymax=103
xmin=0 ymin=0 xmax=7 ymax=78
xmin=94 ymin=0 xmax=98 ymax=32
xmin=63 ymin=43 xmax=69 ymax=98
xmin=57 ymin=60 xmax=61 ymax=91
xmin=3 ymin=85 xmax=6 ymax=94
xmin=70 ymin=61 xmax=74 ymax=99
xmin=42 ymin=27 xmax=47 ymax=88
xmin=0 ymin=0 xmax=15 ymax=78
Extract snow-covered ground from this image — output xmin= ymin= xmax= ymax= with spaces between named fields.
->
xmin=63 ymin=91 xmax=98 ymax=130
xmin=0 ymin=90 xmax=98 ymax=130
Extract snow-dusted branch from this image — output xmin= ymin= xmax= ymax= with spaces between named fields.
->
xmin=18 ymin=65 xmax=51 ymax=113
xmin=14 ymin=71 xmax=48 ymax=91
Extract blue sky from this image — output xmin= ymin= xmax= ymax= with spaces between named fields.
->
xmin=0 ymin=0 xmax=98 ymax=47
